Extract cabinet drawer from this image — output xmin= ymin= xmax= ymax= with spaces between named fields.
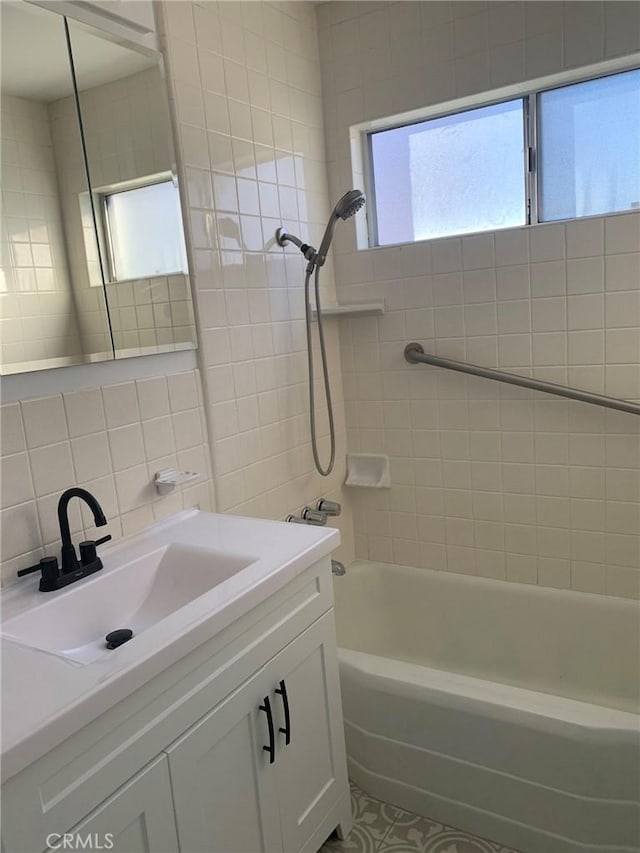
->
xmin=2 ymin=558 xmax=333 ymax=853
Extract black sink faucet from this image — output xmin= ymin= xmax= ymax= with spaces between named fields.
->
xmin=17 ymin=487 xmax=112 ymax=591
xmin=58 ymin=487 xmax=108 ymax=574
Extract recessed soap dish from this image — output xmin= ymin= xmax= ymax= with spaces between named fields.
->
xmin=154 ymin=469 xmax=200 ymax=495
xmin=345 ymin=454 xmax=390 ymax=489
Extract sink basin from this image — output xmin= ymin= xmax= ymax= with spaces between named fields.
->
xmin=2 ymin=543 xmax=257 ymax=665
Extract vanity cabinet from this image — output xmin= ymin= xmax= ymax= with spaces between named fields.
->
xmin=169 ymin=612 xmax=345 ymax=853
xmin=46 ymin=757 xmax=179 ymax=853
xmin=2 ymin=558 xmax=352 ymax=853
xmin=168 ymin=665 xmax=282 ymax=853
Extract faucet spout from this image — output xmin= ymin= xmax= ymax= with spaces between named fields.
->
xmin=57 ymin=488 xmax=107 ymax=573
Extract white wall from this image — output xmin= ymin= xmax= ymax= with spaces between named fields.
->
xmin=1 ymin=0 xmax=357 ymax=589
xmin=157 ymin=1 xmax=355 ymax=563
xmin=318 ymin=1 xmax=640 ymax=598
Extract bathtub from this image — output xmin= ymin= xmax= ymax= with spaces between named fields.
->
xmin=334 ymin=560 xmax=640 ymax=853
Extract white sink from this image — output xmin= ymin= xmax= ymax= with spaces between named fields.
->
xmin=2 ymin=542 xmax=257 ymax=665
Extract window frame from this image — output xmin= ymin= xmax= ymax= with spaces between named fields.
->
xmin=361 ymin=58 xmax=640 ymax=249
xmin=94 ymin=172 xmax=186 ymax=284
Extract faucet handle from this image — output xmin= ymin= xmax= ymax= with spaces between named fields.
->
xmin=79 ymin=535 xmax=112 ymax=566
xmin=316 ymin=498 xmax=341 ymax=517
xmin=17 ymin=557 xmax=59 ymax=590
xmin=301 ymin=507 xmax=328 ymax=526
xmin=16 ymin=562 xmax=42 ymax=577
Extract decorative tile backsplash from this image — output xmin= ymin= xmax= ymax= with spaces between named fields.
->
xmin=0 ymin=369 xmax=214 ymax=586
xmin=318 ymin=0 xmax=640 ymax=598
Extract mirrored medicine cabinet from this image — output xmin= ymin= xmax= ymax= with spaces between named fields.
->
xmin=1 ymin=1 xmax=196 ymax=375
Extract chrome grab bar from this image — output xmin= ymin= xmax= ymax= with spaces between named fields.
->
xmin=404 ymin=343 xmax=640 ymax=417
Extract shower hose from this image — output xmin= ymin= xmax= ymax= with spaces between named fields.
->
xmin=304 ymin=264 xmax=335 ymax=477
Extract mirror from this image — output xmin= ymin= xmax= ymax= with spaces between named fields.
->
xmin=1 ymin=1 xmax=112 ymax=373
xmin=0 ymin=3 xmax=196 ymax=375
xmin=67 ymin=19 xmax=196 ymax=361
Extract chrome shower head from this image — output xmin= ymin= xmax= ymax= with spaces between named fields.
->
xmin=316 ymin=188 xmax=365 ymax=266
xmin=334 ymin=188 xmax=366 ymax=221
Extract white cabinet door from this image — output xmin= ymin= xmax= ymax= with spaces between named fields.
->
xmin=48 ymin=756 xmax=178 ymax=853
xmin=269 ymin=611 xmax=350 ymax=853
xmin=167 ymin=668 xmax=282 ymax=853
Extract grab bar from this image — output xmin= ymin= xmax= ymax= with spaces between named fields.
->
xmin=404 ymin=343 xmax=640 ymax=416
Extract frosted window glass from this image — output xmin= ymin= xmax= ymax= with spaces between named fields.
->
xmin=539 ymin=70 xmax=640 ymax=221
xmin=106 ymin=180 xmax=187 ymax=281
xmin=370 ymin=100 xmax=526 ymax=246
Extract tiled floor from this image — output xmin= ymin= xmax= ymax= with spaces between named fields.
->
xmin=320 ymin=784 xmax=519 ymax=853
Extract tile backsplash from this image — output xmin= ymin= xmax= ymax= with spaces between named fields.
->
xmin=0 ymin=369 xmax=214 ymax=586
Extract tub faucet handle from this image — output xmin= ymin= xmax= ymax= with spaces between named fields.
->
xmin=316 ymin=498 xmax=341 ymax=517
xmin=301 ymin=507 xmax=327 ymax=526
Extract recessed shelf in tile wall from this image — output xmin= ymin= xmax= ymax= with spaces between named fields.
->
xmin=312 ymin=301 xmax=385 ymax=319
xmin=345 ymin=454 xmax=391 ymax=489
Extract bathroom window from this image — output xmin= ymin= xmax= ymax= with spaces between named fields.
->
xmin=366 ymin=67 xmax=640 ymax=246
xmin=369 ymin=100 xmax=527 ymax=246
xmin=102 ymin=177 xmax=188 ymax=282
xmin=538 ymin=70 xmax=640 ymax=221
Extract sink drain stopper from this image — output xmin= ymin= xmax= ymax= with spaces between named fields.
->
xmin=105 ymin=628 xmax=133 ymax=649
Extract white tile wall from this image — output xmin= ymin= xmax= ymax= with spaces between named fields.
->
xmin=0 ymin=369 xmax=214 ymax=586
xmin=318 ymin=0 xmax=640 ymax=598
xmin=0 ymin=1 xmax=354 ymax=590
xmin=157 ymin=1 xmax=355 ymax=563
xmin=1 ymin=95 xmax=82 ymax=367
xmin=106 ymin=273 xmax=196 ymax=352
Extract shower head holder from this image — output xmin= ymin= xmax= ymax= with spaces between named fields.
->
xmin=276 ymin=189 xmax=365 ymax=273
xmin=276 ymin=227 xmax=317 ymax=265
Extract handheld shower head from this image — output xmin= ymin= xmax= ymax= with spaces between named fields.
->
xmin=316 ymin=188 xmax=365 ymax=267
xmin=334 ymin=188 xmax=366 ymax=221
xmin=274 ymin=189 xmax=366 ymax=477
xmin=275 ymin=189 xmax=365 ymax=270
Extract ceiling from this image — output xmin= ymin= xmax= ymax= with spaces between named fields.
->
xmin=1 ymin=2 xmax=155 ymax=103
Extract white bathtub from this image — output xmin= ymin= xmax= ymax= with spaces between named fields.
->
xmin=334 ymin=560 xmax=640 ymax=853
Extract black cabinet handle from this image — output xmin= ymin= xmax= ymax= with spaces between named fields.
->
xmin=259 ymin=696 xmax=275 ymax=764
xmin=275 ymin=680 xmax=291 ymax=746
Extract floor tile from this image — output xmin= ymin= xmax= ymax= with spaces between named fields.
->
xmin=381 ymin=810 xmax=519 ymax=853
xmin=320 ymin=783 xmax=519 ymax=853
xmin=320 ymin=784 xmax=401 ymax=852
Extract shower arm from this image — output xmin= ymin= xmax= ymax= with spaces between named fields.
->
xmin=276 ymin=227 xmax=317 ymax=269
